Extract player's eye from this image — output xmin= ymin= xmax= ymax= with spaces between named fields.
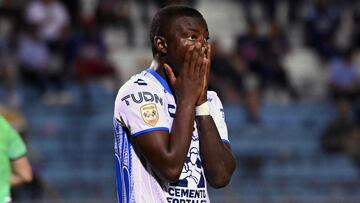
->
xmin=205 ymin=36 xmax=210 ymax=42
xmin=187 ymin=35 xmax=197 ymax=41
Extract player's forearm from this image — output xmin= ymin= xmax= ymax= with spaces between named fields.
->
xmin=165 ymin=101 xmax=196 ymax=179
xmin=196 ymin=116 xmax=236 ymax=188
xmin=133 ymin=100 xmax=197 ymax=183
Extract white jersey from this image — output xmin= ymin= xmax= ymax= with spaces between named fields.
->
xmin=113 ymin=68 xmax=230 ymax=203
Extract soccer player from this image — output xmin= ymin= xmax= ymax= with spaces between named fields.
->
xmin=113 ymin=5 xmax=236 ymax=203
xmin=0 ymin=116 xmax=33 ymax=203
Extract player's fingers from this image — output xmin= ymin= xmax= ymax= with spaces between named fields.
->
xmin=200 ymin=58 xmax=209 ymax=92
xmin=195 ymin=56 xmax=204 ymax=77
xmin=183 ymin=45 xmax=194 ymax=74
xmin=164 ymin=63 xmax=176 ymax=86
xmin=189 ymin=42 xmax=201 ymax=75
xmin=201 ymin=44 xmax=210 ymax=82
xmin=196 ymin=46 xmax=206 ymax=76
xmin=206 ymin=44 xmax=212 ymax=64
xmin=200 ymin=57 xmax=207 ymax=79
xmin=206 ymin=44 xmax=211 ymax=77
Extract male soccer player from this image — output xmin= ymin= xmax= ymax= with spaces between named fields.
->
xmin=113 ymin=5 xmax=236 ymax=203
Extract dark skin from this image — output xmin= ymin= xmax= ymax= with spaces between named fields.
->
xmin=134 ymin=16 xmax=236 ymax=188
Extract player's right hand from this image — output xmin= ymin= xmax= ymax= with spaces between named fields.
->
xmin=164 ymin=42 xmax=206 ymax=106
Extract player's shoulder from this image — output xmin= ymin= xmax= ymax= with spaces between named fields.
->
xmin=118 ymin=71 xmax=161 ymax=94
xmin=115 ymin=71 xmax=165 ymax=105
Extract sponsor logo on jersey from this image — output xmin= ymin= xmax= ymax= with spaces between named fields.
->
xmin=140 ymin=103 xmax=159 ymax=126
xmin=121 ymin=92 xmax=163 ymax=106
xmin=167 ymin=147 xmax=207 ymax=202
xmin=166 ymin=188 xmax=207 ymax=203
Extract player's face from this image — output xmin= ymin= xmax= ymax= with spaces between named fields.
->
xmin=165 ymin=16 xmax=209 ymax=76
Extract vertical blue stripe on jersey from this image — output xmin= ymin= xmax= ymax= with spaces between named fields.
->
xmin=115 ymin=154 xmax=123 ymax=203
xmin=114 ymin=119 xmax=122 ymax=203
xmin=114 ymin=120 xmax=132 ymax=203
xmin=124 ymin=127 xmax=131 ymax=203
xmin=114 ymin=120 xmax=123 ymax=203
xmin=121 ymin=127 xmax=131 ymax=203
xmin=146 ymin=68 xmax=173 ymax=95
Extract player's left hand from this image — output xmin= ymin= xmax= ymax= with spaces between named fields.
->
xmin=196 ymin=43 xmax=211 ymax=106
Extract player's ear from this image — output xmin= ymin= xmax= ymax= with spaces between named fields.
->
xmin=154 ymin=36 xmax=167 ymax=55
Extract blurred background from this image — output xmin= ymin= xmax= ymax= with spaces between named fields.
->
xmin=0 ymin=0 xmax=360 ymax=202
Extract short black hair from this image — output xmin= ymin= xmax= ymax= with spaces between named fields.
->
xmin=149 ymin=5 xmax=204 ymax=56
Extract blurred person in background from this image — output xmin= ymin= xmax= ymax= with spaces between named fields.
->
xmin=95 ymin=0 xmax=135 ymax=47
xmin=261 ymin=20 xmax=299 ymax=101
xmin=321 ymin=99 xmax=357 ymax=154
xmin=0 ymin=58 xmax=18 ymax=107
xmin=235 ymin=22 xmax=266 ymax=82
xmin=334 ymin=48 xmax=360 ymax=120
xmin=209 ymin=40 xmax=242 ymax=103
xmin=0 ymin=0 xmax=22 ymax=107
xmin=321 ymin=48 xmax=360 ymax=154
xmin=17 ymin=24 xmax=50 ymax=101
xmin=304 ymin=0 xmax=341 ymax=61
xmin=25 ymin=0 xmax=69 ymax=44
xmin=0 ymin=114 xmax=32 ymax=203
xmin=234 ymin=22 xmax=264 ymax=123
xmin=233 ymin=19 xmax=299 ymax=123
xmin=25 ymin=0 xmax=71 ymax=105
xmin=67 ymin=15 xmax=118 ymax=109
xmin=329 ymin=48 xmax=359 ymax=107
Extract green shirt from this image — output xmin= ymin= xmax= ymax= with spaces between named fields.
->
xmin=0 ymin=116 xmax=26 ymax=203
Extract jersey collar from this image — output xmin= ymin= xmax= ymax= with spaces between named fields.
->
xmin=146 ymin=68 xmax=173 ymax=95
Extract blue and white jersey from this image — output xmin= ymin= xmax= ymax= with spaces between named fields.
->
xmin=113 ymin=68 xmax=230 ymax=203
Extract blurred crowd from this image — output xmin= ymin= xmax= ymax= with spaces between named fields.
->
xmin=207 ymin=0 xmax=360 ymax=172
xmin=0 ymin=0 xmax=360 ymax=200
xmin=0 ymin=0 xmax=358 ymax=116
xmin=0 ymin=0 xmax=205 ymax=107
xmin=0 ymin=0 xmax=127 ymax=108
xmin=209 ymin=0 xmax=360 ymax=123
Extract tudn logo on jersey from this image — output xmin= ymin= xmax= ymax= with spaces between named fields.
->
xmin=140 ymin=103 xmax=159 ymax=126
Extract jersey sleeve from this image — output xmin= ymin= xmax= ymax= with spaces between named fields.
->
xmin=2 ymin=118 xmax=27 ymax=160
xmin=207 ymin=91 xmax=230 ymax=143
xmin=114 ymin=78 xmax=169 ymax=138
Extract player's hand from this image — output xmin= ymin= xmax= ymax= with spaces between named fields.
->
xmin=196 ymin=43 xmax=211 ymax=106
xmin=164 ymin=42 xmax=206 ymax=106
